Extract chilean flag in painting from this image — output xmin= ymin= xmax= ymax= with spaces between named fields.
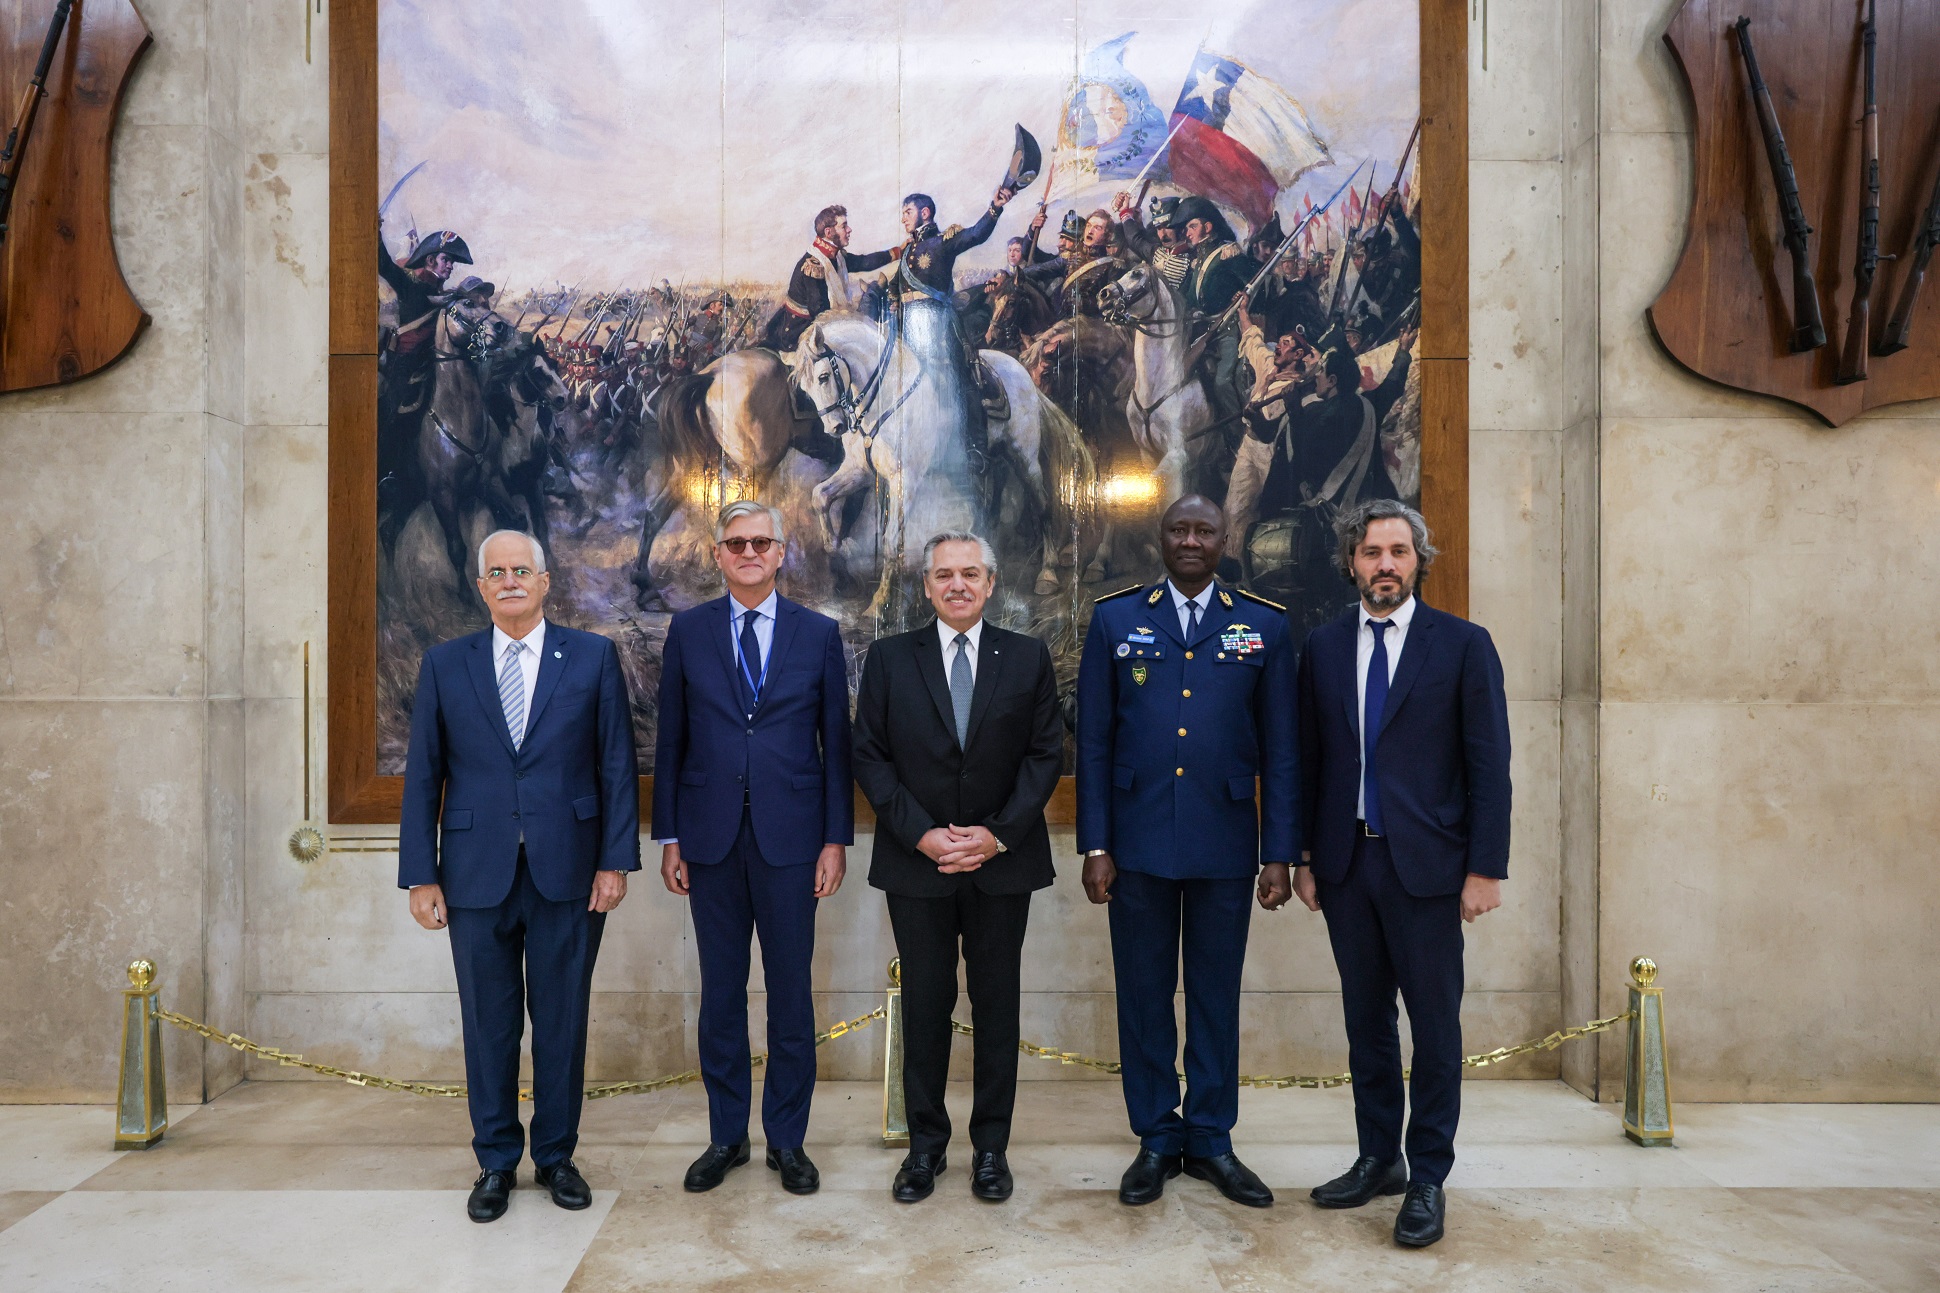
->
xmin=1168 ymin=50 xmax=1330 ymax=230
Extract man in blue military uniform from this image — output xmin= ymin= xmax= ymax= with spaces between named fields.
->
xmin=1076 ymin=494 xmax=1298 ymax=1209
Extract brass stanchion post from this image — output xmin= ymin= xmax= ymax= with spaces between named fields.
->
xmin=880 ymin=958 xmax=908 ymax=1148
xmin=1622 ymin=956 xmax=1674 ymax=1146
xmin=113 ymin=959 xmax=168 ymax=1149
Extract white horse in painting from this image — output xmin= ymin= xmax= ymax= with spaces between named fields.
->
xmin=1098 ymin=261 xmax=1213 ymax=504
xmin=797 ymin=307 xmax=1093 ymax=620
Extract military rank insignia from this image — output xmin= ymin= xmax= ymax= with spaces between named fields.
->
xmin=1131 ymin=665 xmax=1148 ymax=685
xmin=1220 ymin=624 xmax=1265 ymax=656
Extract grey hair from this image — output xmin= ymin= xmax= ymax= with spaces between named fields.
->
xmin=1333 ymin=497 xmax=1438 ymax=581
xmin=476 ymin=529 xmax=547 ymax=576
xmin=922 ymin=530 xmax=998 ymax=578
xmin=714 ymin=499 xmax=787 ymax=544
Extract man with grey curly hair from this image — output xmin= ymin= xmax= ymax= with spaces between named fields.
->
xmin=1292 ymin=496 xmax=1510 ymax=1249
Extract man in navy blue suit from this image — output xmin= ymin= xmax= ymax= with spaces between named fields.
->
xmin=1293 ymin=498 xmax=1511 ymax=1248
xmin=399 ymin=529 xmax=641 ymax=1224
xmin=1076 ymin=495 xmax=1297 ymax=1210
xmin=653 ymin=499 xmax=853 ymax=1196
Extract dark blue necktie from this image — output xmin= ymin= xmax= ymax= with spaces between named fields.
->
xmin=738 ymin=609 xmax=763 ymax=713
xmin=1364 ymin=619 xmax=1392 ymax=833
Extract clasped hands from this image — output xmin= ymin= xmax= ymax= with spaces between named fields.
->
xmin=918 ymin=824 xmax=1001 ymax=874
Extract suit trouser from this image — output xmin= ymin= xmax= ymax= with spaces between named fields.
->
xmin=1107 ymin=868 xmax=1253 ymax=1158
xmin=1318 ymin=832 xmax=1465 ymax=1185
xmin=885 ymin=886 xmax=1032 ymax=1156
xmin=688 ymin=809 xmax=819 ymax=1149
xmin=446 ymin=849 xmax=605 ymax=1172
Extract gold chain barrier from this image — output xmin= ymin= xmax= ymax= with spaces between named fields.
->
xmin=948 ymin=1009 xmax=1636 ymax=1089
xmin=114 ymin=956 xmax=1673 ymax=1152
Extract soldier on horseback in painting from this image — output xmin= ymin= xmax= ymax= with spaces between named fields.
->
xmin=377 ymin=226 xmax=473 ymax=551
xmin=1348 ymin=195 xmax=1421 ymax=342
xmin=1173 ymin=196 xmax=1261 ymax=429
xmin=890 ymin=184 xmax=1017 ymax=468
xmin=1021 ymin=208 xmax=1128 ymax=320
xmin=1113 ymin=193 xmax=1192 ymax=291
xmin=761 ymin=204 xmax=896 ymax=351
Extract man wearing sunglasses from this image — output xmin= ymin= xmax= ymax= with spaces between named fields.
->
xmin=653 ymin=499 xmax=854 ymax=1196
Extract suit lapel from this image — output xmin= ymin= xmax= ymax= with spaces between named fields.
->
xmin=708 ymin=596 xmax=741 ymax=702
xmin=755 ymin=597 xmax=803 ymax=715
xmin=1333 ymin=612 xmax=1363 ymax=736
xmin=1378 ymin=605 xmax=1436 ymax=736
xmin=961 ymin=625 xmax=1007 ymax=751
xmin=911 ymin=622 xmax=959 ymax=744
xmin=466 ymin=631 xmax=519 ymax=757
xmin=1148 ymin=583 xmax=1186 ymax=648
xmin=1190 ymin=587 xmax=1239 ymax=650
xmin=524 ymin=621 xmax=568 ymax=736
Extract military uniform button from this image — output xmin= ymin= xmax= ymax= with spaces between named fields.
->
xmin=1217 ymin=651 xmax=1226 ymax=659
xmin=1175 ymin=767 xmax=1184 ymax=776
xmin=1178 ymin=728 xmax=1187 ymax=736
xmin=1182 ymin=689 xmax=1191 ymax=697
xmin=1185 ymin=651 xmax=1194 ymax=660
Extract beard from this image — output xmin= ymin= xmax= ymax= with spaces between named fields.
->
xmin=1356 ymin=570 xmax=1414 ymax=612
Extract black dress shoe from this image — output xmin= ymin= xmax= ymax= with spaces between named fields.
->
xmin=1117 ymin=1148 xmax=1183 ymax=1206
xmin=1184 ymin=1151 xmax=1274 ymax=1207
xmin=683 ymin=1141 xmax=751 ymax=1192
xmin=1310 ymin=1155 xmax=1407 ymax=1209
xmin=467 ymin=1168 xmax=515 ymax=1223
xmin=766 ymin=1146 xmax=821 ymax=1195
xmin=893 ymin=1151 xmax=947 ymax=1202
xmin=970 ymin=1150 xmax=1012 ymax=1202
xmin=1393 ymin=1181 xmax=1447 ymax=1247
xmin=534 ymin=1159 xmax=592 ymax=1210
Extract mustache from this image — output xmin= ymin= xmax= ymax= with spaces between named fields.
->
xmin=494 ymin=589 xmax=528 ymax=600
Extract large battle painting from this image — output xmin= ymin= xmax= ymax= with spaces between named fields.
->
xmin=374 ymin=1 xmax=1423 ymax=774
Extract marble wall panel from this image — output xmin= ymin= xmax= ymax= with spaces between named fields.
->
xmin=0 ymin=413 xmax=207 ymax=698
xmin=1602 ymin=417 xmax=1940 ymax=705
xmin=242 ymin=153 xmax=329 ymax=429
xmin=0 ymin=702 xmax=206 ymax=1101
xmin=1470 ymin=0 xmax=1563 ymax=163
xmin=1560 ymin=418 xmax=1599 ymax=699
xmin=242 ymin=0 xmax=330 ymax=154
xmin=118 ymin=0 xmax=210 ymax=129
xmin=202 ymin=695 xmax=247 ymax=1094
xmin=245 ymin=990 xmax=467 ymax=1083
xmin=1561 ymin=135 xmax=1598 ymax=428
xmin=204 ymin=413 xmax=245 ymax=697
xmin=1470 ymin=159 xmax=1565 ymax=431
xmin=1597 ymin=701 xmax=1940 ymax=1100
xmin=1600 ymin=0 xmax=1687 ymax=137
xmin=241 ymin=425 xmax=326 ymax=699
xmin=1558 ymin=695 xmax=1599 ymax=1096
xmin=1597 ymin=131 xmax=1776 ymax=423
xmin=1559 ymin=0 xmax=1598 ymax=155
xmin=1240 ymin=991 xmax=1563 ymax=1081
xmin=206 ymin=135 xmax=247 ymax=428
xmin=1469 ymin=429 xmax=1562 ymax=702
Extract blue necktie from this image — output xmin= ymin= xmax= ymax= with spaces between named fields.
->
xmin=1364 ymin=619 xmax=1391 ymax=833
xmin=498 ymin=640 xmax=527 ymax=751
xmin=738 ymin=609 xmax=763 ymax=714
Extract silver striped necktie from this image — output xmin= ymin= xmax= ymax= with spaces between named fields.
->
xmin=950 ymin=633 xmax=974 ymax=746
xmin=498 ymin=640 xmax=527 ymax=750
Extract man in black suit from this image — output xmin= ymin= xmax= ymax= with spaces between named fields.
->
xmin=1292 ymin=498 xmax=1512 ymax=1248
xmin=852 ymin=531 xmax=1063 ymax=1204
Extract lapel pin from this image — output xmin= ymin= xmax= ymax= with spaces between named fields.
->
xmin=554 ymin=651 xmax=562 ymax=658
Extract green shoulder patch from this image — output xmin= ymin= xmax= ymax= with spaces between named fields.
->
xmin=1236 ymin=588 xmax=1287 ymax=612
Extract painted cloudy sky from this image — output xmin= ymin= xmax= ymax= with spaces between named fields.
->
xmin=378 ymin=0 xmax=1418 ymax=291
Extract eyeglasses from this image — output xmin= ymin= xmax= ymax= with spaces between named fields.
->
xmin=481 ymin=566 xmax=537 ymax=582
xmin=718 ymin=536 xmax=781 ymax=555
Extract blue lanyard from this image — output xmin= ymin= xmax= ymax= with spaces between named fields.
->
xmin=732 ymin=608 xmax=771 ymax=705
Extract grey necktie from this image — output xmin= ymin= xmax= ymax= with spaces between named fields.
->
xmin=498 ymin=640 xmax=526 ymax=750
xmin=950 ymin=632 xmax=974 ymax=746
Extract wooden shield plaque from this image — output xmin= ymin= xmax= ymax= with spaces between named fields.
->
xmin=0 ymin=0 xmax=151 ymax=392
xmin=1649 ymin=0 xmax=1940 ymax=426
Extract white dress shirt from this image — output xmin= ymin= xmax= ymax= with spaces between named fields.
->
xmin=491 ymin=619 xmax=547 ymax=743
xmin=1355 ymin=594 xmax=1416 ymax=818
xmin=1166 ymin=581 xmax=1211 ymax=639
xmin=729 ymin=589 xmax=779 ymax=683
xmin=939 ymin=617 xmax=984 ymax=682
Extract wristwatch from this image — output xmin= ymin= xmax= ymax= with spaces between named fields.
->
xmin=993 ymin=838 xmax=1008 ymax=854
xmin=1084 ymin=849 xmax=1108 ymax=858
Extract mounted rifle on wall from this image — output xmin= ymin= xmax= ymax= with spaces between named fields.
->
xmin=1732 ymin=16 xmax=1824 ymax=353
xmin=1834 ymin=0 xmax=1884 ymax=386
xmin=0 ymin=0 xmax=72 ymax=245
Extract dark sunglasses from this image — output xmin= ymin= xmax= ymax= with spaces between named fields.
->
xmin=719 ymin=536 xmax=780 ymax=554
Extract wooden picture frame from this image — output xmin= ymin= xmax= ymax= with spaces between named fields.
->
xmin=328 ymin=0 xmax=1469 ymax=824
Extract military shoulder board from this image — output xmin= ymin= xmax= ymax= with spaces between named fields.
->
xmin=1094 ymin=584 xmax=1145 ymax=604
xmin=1236 ymin=588 xmax=1287 ymax=612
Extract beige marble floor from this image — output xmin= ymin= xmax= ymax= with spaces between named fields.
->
xmin=0 ymin=1081 xmax=1934 ymax=1291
